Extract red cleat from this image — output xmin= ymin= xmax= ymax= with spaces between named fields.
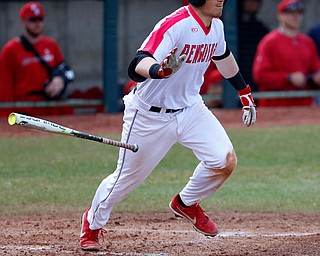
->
xmin=80 ymin=208 xmax=107 ymax=251
xmin=169 ymin=194 xmax=218 ymax=237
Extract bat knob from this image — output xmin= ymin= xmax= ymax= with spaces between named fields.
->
xmin=132 ymin=144 xmax=139 ymax=153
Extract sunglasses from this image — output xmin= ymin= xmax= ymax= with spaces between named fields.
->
xmin=27 ymin=17 xmax=44 ymax=22
xmin=284 ymin=3 xmax=305 ymax=12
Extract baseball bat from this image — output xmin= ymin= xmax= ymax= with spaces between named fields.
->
xmin=7 ymin=112 xmax=139 ymax=153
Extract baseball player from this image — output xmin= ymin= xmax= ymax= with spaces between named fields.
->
xmin=80 ymin=0 xmax=257 ymax=251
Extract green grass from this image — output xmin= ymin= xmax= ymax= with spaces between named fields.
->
xmin=0 ymin=125 xmax=319 ymax=215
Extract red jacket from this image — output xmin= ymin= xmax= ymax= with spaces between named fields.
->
xmin=0 ymin=36 xmax=73 ymax=116
xmin=253 ymin=29 xmax=320 ymax=107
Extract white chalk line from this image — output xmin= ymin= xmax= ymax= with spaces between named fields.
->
xmin=218 ymin=231 xmax=320 ymax=237
xmin=108 ymin=228 xmax=319 ymax=238
xmin=0 ymin=230 xmax=318 ymax=255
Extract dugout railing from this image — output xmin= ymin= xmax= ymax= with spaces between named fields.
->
xmin=1 ymin=90 xmax=320 ymax=116
xmin=202 ymin=90 xmax=320 ymax=101
xmin=1 ymin=0 xmax=320 ymax=113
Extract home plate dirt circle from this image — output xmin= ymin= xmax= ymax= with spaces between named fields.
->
xmin=0 ymin=212 xmax=319 ymax=255
xmin=1 ymin=108 xmax=320 ymax=255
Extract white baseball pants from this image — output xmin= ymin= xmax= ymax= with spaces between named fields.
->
xmin=88 ymin=91 xmax=234 ymax=230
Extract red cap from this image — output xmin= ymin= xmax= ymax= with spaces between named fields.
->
xmin=277 ymin=0 xmax=304 ymax=13
xmin=20 ymin=2 xmax=45 ymax=20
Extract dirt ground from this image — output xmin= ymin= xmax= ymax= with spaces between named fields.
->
xmin=0 ymin=107 xmax=320 ymax=256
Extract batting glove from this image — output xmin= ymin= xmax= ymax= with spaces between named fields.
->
xmin=238 ymin=85 xmax=257 ymax=127
xmin=158 ymin=47 xmax=186 ymax=78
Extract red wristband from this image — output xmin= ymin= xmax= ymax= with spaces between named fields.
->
xmin=238 ymin=85 xmax=251 ymax=96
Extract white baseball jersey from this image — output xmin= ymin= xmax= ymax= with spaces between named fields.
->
xmin=136 ymin=5 xmax=227 ymax=109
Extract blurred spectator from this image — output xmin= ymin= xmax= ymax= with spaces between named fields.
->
xmin=253 ymin=0 xmax=320 ymax=107
xmin=308 ymin=22 xmax=320 ymax=57
xmin=0 ymin=2 xmax=75 ymax=117
xmin=201 ymin=62 xmax=223 ymax=94
xmin=238 ymin=0 xmax=269 ymax=92
xmin=308 ymin=22 xmax=320 ymax=105
xmin=123 ymin=79 xmax=137 ymax=95
xmin=200 ymin=62 xmax=223 ymax=108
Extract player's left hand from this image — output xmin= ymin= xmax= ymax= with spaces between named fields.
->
xmin=311 ymin=71 xmax=320 ymax=85
xmin=158 ymin=47 xmax=186 ymax=78
xmin=238 ymin=85 xmax=257 ymax=127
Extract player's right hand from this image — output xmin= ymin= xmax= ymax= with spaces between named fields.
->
xmin=158 ymin=47 xmax=186 ymax=78
xmin=45 ymin=76 xmax=65 ymax=98
xmin=238 ymin=85 xmax=257 ymax=127
xmin=288 ymin=72 xmax=306 ymax=88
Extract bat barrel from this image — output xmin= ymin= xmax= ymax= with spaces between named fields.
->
xmin=8 ymin=112 xmax=73 ymax=135
xmin=8 ymin=112 xmax=139 ymax=153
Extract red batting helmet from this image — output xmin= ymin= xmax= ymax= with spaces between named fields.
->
xmin=188 ymin=0 xmax=206 ymax=6
xmin=188 ymin=0 xmax=227 ymax=7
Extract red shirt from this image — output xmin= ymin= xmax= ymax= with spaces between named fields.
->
xmin=0 ymin=36 xmax=73 ymax=116
xmin=253 ymin=29 xmax=320 ymax=107
xmin=0 ymin=35 xmax=64 ymax=101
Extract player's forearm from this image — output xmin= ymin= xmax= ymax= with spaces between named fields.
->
xmin=214 ymin=52 xmax=248 ymax=91
xmin=213 ymin=52 xmax=239 ymax=79
xmin=214 ymin=52 xmax=256 ymax=126
xmin=135 ymin=57 xmax=158 ymax=79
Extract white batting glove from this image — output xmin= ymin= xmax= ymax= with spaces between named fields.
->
xmin=158 ymin=47 xmax=186 ymax=78
xmin=238 ymin=85 xmax=257 ymax=127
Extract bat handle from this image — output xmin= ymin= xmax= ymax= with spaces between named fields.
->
xmin=102 ymin=138 xmax=139 ymax=153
